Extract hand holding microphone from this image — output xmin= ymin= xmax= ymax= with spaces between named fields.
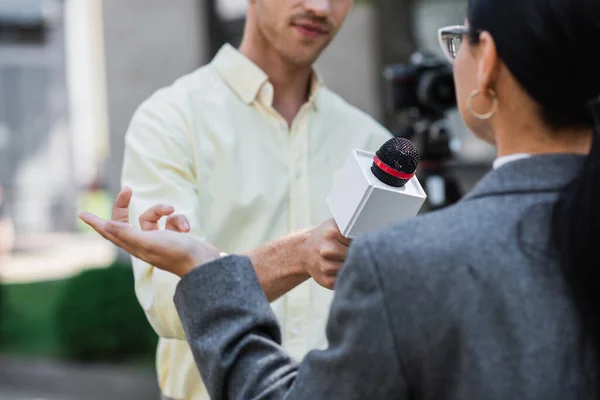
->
xmin=297 ymin=219 xmax=351 ymax=290
xmin=281 ymin=137 xmax=425 ymax=288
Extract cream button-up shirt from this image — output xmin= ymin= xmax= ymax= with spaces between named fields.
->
xmin=121 ymin=44 xmax=392 ymax=400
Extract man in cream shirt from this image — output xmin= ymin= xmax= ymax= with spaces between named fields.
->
xmin=121 ymin=0 xmax=391 ymax=398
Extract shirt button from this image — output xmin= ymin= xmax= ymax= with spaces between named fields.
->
xmin=280 ymin=123 xmax=286 ymax=131
xmin=291 ymin=326 xmax=300 ymax=336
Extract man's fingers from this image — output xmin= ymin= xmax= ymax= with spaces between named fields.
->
xmin=321 ymin=260 xmax=342 ymax=277
xmin=338 ymin=235 xmax=352 ymax=247
xmin=319 ymin=242 xmax=348 ymax=263
xmin=319 ymin=274 xmax=337 ymax=290
xmin=79 ymin=212 xmax=130 ymax=250
xmin=105 ymin=221 xmax=151 ymax=257
xmin=166 ymin=214 xmax=191 ymax=232
xmin=111 ymin=186 xmax=133 ymax=222
xmin=114 ymin=186 xmax=133 ymax=208
xmin=139 ymin=204 xmax=175 ymax=231
xmin=80 ymin=211 xmax=156 ymax=266
xmin=334 ymin=229 xmax=352 ymax=247
xmin=327 ymin=219 xmax=351 ymax=246
xmin=79 ymin=212 xmax=110 ymax=236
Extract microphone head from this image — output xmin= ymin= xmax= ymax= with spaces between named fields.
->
xmin=371 ymin=137 xmax=419 ymax=187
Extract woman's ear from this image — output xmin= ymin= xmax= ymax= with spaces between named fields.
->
xmin=476 ymin=31 xmax=501 ymax=91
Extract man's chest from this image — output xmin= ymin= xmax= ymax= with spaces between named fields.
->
xmin=186 ymin=100 xmax=378 ymax=245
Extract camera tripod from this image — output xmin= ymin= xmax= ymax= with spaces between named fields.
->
xmin=395 ymin=117 xmax=463 ymax=212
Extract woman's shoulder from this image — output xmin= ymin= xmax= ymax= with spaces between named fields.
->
xmin=351 ymin=203 xmax=503 ymax=329
xmin=356 ymin=194 xmax=556 ymax=301
xmin=364 ymin=203 xmax=476 ymax=257
xmin=358 ymin=198 xmax=514 ymax=283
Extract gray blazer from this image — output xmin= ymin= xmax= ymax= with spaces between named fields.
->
xmin=174 ymin=154 xmax=595 ymax=399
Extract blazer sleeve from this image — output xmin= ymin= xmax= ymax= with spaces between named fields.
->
xmin=174 ymin=237 xmax=410 ymax=400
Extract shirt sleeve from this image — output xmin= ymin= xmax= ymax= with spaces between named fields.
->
xmin=122 ymin=90 xmax=205 ymax=340
xmin=174 ymin=236 xmax=410 ymax=400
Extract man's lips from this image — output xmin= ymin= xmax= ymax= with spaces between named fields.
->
xmin=293 ymin=22 xmax=330 ymax=38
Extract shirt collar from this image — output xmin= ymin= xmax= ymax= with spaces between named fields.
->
xmin=492 ymin=153 xmax=531 ymax=170
xmin=211 ymin=43 xmax=324 ymax=110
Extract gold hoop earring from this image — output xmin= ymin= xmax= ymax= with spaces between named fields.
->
xmin=467 ymin=89 xmax=499 ymax=120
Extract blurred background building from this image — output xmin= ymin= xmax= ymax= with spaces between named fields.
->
xmin=0 ymin=0 xmax=494 ymax=398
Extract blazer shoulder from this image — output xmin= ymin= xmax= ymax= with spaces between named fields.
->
xmin=361 ymin=201 xmax=492 ymax=284
xmin=360 ymin=194 xmax=537 ymax=309
xmin=356 ymin=205 xmax=487 ymax=334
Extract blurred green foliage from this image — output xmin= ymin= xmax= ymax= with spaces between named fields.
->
xmin=0 ymin=278 xmax=67 ymax=357
xmin=0 ymin=261 xmax=157 ymax=364
xmin=56 ymin=261 xmax=158 ymax=362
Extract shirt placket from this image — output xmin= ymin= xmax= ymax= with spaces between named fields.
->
xmin=283 ymin=106 xmax=312 ymax=357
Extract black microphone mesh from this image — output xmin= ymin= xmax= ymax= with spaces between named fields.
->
xmin=371 ymin=137 xmax=419 ymax=187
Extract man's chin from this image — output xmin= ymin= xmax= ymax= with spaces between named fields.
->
xmin=283 ymin=47 xmax=325 ymax=68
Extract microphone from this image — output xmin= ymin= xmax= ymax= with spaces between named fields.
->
xmin=326 ymin=137 xmax=427 ymax=239
xmin=371 ymin=137 xmax=420 ymax=188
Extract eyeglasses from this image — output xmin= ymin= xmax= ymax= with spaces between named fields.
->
xmin=438 ymin=25 xmax=478 ymax=63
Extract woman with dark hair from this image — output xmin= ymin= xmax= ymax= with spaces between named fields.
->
xmin=81 ymin=0 xmax=600 ymax=398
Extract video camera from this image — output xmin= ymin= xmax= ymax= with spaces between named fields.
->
xmin=384 ymin=52 xmax=456 ymax=119
xmin=383 ymin=51 xmax=462 ymax=210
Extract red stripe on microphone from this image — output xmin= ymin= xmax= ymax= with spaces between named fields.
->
xmin=373 ymin=155 xmax=415 ymax=180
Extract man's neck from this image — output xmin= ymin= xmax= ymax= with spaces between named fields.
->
xmin=239 ymin=38 xmax=313 ymax=126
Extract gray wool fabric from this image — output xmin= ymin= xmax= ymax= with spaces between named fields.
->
xmin=175 ymin=154 xmax=595 ymax=400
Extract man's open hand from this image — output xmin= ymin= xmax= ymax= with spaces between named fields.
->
xmin=110 ymin=186 xmax=191 ymax=233
xmin=79 ymin=187 xmax=220 ymax=277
